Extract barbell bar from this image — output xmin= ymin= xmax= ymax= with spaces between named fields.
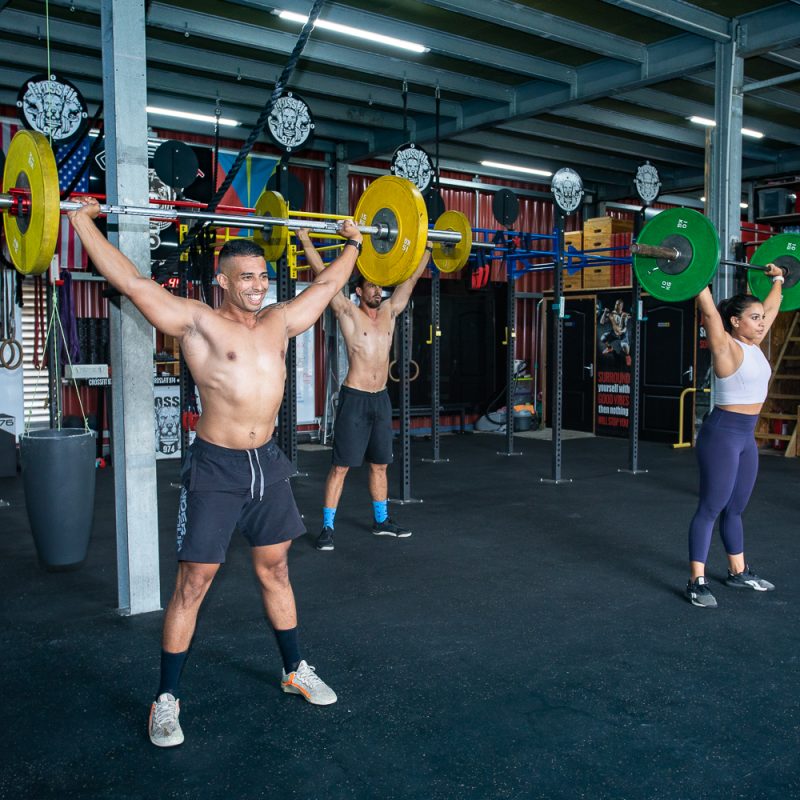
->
xmin=631 ymin=242 xmax=786 ymax=275
xmin=631 ymin=207 xmax=800 ymax=311
xmin=2 ymin=130 xmax=470 ymax=284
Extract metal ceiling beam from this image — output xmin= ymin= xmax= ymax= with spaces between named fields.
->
xmin=417 ymin=0 xmax=647 ymax=62
xmin=435 ymin=142 xmax=635 ymax=187
xmin=1 ymin=8 xmax=464 ymax=122
xmin=741 ymin=71 xmax=800 ymax=93
xmin=737 ymin=3 xmax=800 ymax=56
xmin=689 ymin=69 xmax=800 ymax=114
xmin=599 ymin=0 xmax=730 ymax=42
xmin=764 ymin=46 xmax=800 ymax=69
xmin=618 ymin=87 xmax=800 ymax=145
xmin=232 ymin=0 xmax=577 ymax=85
xmin=143 ymin=2 xmax=513 ymax=100
xmin=451 ymin=130 xmax=643 ymax=174
xmin=553 ymin=104 xmax=778 ymax=163
xmin=499 ymin=118 xmax=704 ymax=167
xmin=0 ymin=39 xmax=410 ymax=134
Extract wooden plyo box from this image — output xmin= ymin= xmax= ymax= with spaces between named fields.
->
xmin=582 ymin=265 xmax=611 ymax=289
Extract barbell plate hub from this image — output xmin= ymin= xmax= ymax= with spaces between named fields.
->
xmin=253 ymin=190 xmax=289 ymax=261
xmin=747 ymin=234 xmax=800 ymax=312
xmin=354 ymin=175 xmax=427 ymax=287
xmin=3 ymin=130 xmax=61 ymax=275
xmin=432 ymin=210 xmax=472 ymax=273
xmin=632 ymin=208 xmax=718 ymax=302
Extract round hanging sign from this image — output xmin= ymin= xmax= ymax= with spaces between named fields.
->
xmin=267 ymin=92 xmax=315 ymax=153
xmin=635 ymin=161 xmax=661 ymax=205
xmin=16 ymin=73 xmax=89 ymax=144
xmin=551 ymin=167 xmax=584 ymax=214
xmin=390 ymin=142 xmax=434 ymax=193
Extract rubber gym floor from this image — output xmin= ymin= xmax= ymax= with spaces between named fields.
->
xmin=1 ymin=431 xmax=798 ymax=800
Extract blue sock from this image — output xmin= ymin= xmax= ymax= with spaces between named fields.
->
xmin=273 ymin=627 xmax=302 ymax=673
xmin=157 ymin=649 xmax=189 ymax=699
xmin=323 ymin=507 xmax=336 ymax=529
xmin=373 ymin=500 xmax=388 ymax=524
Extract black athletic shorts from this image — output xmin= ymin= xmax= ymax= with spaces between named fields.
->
xmin=176 ymin=436 xmax=306 ymax=564
xmin=332 ymin=386 xmax=394 ymax=467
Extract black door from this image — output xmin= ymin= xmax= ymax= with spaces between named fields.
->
xmin=547 ymin=298 xmax=595 ymax=432
xmin=640 ymin=298 xmax=695 ymax=442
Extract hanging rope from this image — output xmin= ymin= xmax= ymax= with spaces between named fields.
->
xmin=434 ymin=84 xmax=440 ymax=190
xmin=169 ymin=0 xmax=326 ymax=266
xmin=402 ymin=79 xmax=409 ymax=142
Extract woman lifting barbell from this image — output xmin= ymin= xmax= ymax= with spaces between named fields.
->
xmin=685 ymin=263 xmax=784 ymax=608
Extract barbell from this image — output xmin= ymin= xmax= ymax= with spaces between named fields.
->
xmin=1 ymin=130 xmax=474 ymax=286
xmin=631 ymin=207 xmax=800 ymax=311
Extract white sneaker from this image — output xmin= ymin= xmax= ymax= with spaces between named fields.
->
xmin=149 ymin=693 xmax=184 ymax=747
xmin=281 ymin=660 xmax=337 ymax=705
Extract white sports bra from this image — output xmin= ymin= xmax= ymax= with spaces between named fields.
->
xmin=714 ymin=338 xmax=771 ymax=405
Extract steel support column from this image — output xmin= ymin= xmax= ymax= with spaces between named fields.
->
xmin=708 ymin=24 xmax=744 ymax=413
xmin=391 ymin=306 xmax=421 ymax=504
xmin=422 ymin=270 xmax=448 ymax=464
xmin=101 ymin=0 xmax=160 ymax=615
xmin=619 ymin=208 xmax=648 ymax=476
xmin=542 ymin=215 xmax=571 ymax=484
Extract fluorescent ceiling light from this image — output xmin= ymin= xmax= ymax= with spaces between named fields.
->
xmin=480 ymin=160 xmax=552 ymax=178
xmin=276 ymin=10 xmax=429 ymax=53
xmin=688 ymin=116 xmax=764 ymax=139
xmin=146 ymin=106 xmax=240 ymax=127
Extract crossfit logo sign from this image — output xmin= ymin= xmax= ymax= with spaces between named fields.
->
xmin=635 ymin=162 xmax=661 ymax=205
xmin=154 ymin=392 xmax=180 ymax=457
xmin=17 ymin=73 xmax=88 ymax=143
xmin=551 ymin=168 xmax=584 ymax=214
xmin=268 ymin=93 xmax=314 ymax=152
xmin=390 ymin=143 xmax=434 ymax=193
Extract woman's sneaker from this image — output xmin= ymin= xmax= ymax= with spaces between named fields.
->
xmin=685 ymin=576 xmax=718 ymax=608
xmin=725 ymin=565 xmax=775 ymax=591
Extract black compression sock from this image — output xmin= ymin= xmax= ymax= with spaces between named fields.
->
xmin=157 ymin=649 xmax=189 ymax=699
xmin=272 ymin=627 xmax=301 ymax=673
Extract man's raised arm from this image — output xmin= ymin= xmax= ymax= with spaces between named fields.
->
xmin=286 ymin=220 xmax=362 ymax=337
xmin=295 ymin=228 xmax=351 ymax=317
xmin=388 ymin=245 xmax=431 ymax=315
xmin=68 ymin=197 xmax=203 ymax=338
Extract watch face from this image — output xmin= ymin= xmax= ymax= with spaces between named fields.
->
xmin=551 ymin=167 xmax=584 ymax=214
xmin=267 ymin=92 xmax=315 ymax=152
xmin=17 ymin=73 xmax=89 ymax=143
xmin=390 ymin=143 xmax=434 ymax=193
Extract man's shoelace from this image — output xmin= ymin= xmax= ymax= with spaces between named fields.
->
xmin=153 ymin=698 xmax=179 ymax=729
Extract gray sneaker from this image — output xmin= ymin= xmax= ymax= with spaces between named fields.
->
xmin=149 ymin=693 xmax=184 ymax=747
xmin=685 ymin=576 xmax=718 ymax=608
xmin=725 ymin=565 xmax=775 ymax=591
xmin=281 ymin=660 xmax=337 ymax=705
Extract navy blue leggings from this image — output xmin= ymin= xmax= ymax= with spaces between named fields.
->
xmin=688 ymin=407 xmax=759 ymax=564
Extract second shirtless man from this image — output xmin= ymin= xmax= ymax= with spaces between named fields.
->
xmin=296 ymin=229 xmax=430 ymax=551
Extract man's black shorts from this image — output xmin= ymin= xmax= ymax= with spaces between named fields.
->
xmin=332 ymin=386 xmax=393 ymax=467
xmin=176 ymin=436 xmax=306 ymax=564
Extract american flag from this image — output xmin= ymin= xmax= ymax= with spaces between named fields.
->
xmin=56 ymin=136 xmax=91 ymax=270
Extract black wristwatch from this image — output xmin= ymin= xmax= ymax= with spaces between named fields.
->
xmin=344 ymin=239 xmax=363 ymax=253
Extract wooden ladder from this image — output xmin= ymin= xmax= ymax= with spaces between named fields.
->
xmin=755 ymin=311 xmax=800 ymax=457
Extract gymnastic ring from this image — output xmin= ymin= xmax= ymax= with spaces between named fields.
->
xmin=388 ymin=359 xmax=420 ymax=382
xmin=0 ymin=338 xmax=23 ymax=370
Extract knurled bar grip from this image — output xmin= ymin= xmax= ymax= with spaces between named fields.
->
xmin=630 ymin=242 xmax=680 ymax=260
